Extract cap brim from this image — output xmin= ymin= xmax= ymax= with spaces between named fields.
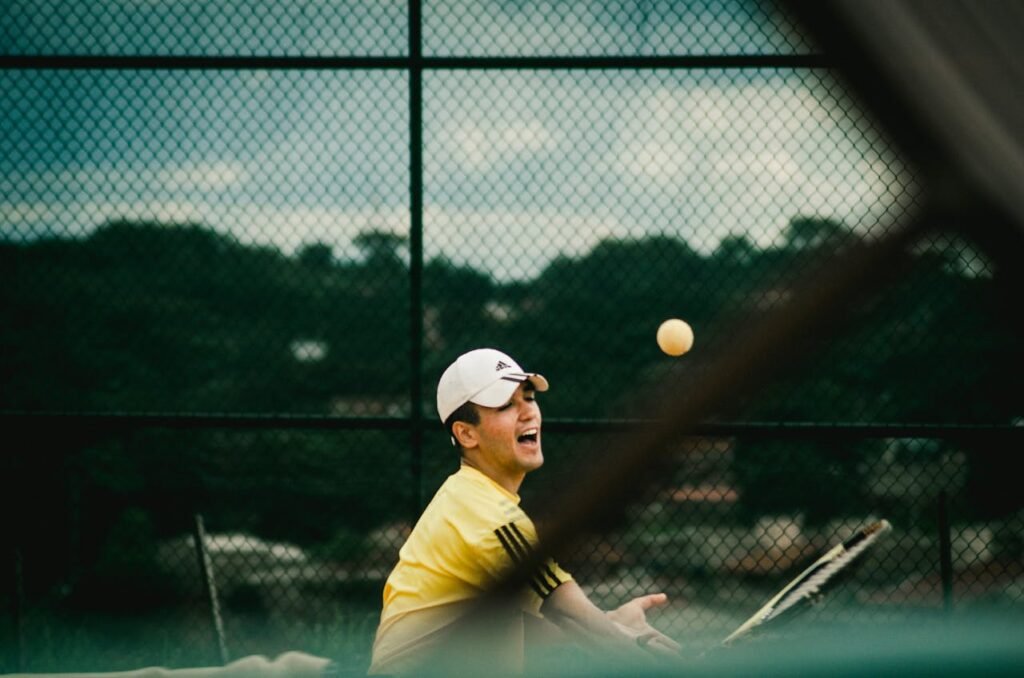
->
xmin=469 ymin=372 xmax=549 ymax=408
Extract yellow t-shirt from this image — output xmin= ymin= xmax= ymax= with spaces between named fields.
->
xmin=369 ymin=465 xmax=573 ymax=675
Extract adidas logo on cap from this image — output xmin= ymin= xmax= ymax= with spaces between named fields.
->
xmin=436 ymin=348 xmax=550 ymax=424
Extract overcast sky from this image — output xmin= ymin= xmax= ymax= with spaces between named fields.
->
xmin=0 ymin=1 xmax=916 ymax=281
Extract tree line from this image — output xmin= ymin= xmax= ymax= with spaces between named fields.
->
xmin=1 ymin=217 xmax=1019 ymax=609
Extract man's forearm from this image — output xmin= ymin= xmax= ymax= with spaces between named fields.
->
xmin=539 ymin=581 xmax=647 ymax=655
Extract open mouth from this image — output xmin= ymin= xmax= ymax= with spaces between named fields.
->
xmin=517 ymin=428 xmax=539 ymax=444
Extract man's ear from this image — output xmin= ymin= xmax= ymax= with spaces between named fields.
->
xmin=451 ymin=421 xmax=478 ymax=449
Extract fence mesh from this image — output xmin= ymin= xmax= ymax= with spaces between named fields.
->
xmin=2 ymin=0 xmax=1022 ymax=673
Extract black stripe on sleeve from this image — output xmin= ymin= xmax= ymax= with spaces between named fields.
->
xmin=498 ymin=525 xmax=528 ymax=561
xmin=498 ymin=524 xmax=554 ymax=596
xmin=508 ymin=523 xmax=562 ymax=589
xmin=506 ymin=523 xmax=562 ymax=596
xmin=495 ymin=526 xmax=522 ymax=563
xmin=494 ymin=526 xmax=545 ymax=598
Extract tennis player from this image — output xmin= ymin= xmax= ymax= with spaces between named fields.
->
xmin=368 ymin=348 xmax=680 ymax=675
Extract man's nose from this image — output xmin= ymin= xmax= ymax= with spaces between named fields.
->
xmin=518 ymin=398 xmax=539 ymax=417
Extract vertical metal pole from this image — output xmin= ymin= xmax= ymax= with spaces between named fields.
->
xmin=192 ymin=514 xmax=229 ymax=665
xmin=7 ymin=442 xmax=26 ymax=673
xmin=408 ymin=0 xmax=425 ymax=514
xmin=938 ymin=490 xmax=954 ymax=613
xmin=12 ymin=546 xmax=24 ymax=673
xmin=67 ymin=457 xmax=82 ymax=598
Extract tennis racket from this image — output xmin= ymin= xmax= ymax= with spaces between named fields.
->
xmin=722 ymin=519 xmax=892 ymax=646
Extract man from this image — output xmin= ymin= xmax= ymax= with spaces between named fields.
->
xmin=369 ymin=348 xmax=679 ymax=675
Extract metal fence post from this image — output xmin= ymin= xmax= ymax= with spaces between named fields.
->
xmin=408 ymin=0 xmax=425 ymax=515
xmin=10 ymin=546 xmax=24 ymax=673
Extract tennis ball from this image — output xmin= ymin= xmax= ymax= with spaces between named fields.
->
xmin=657 ymin=318 xmax=693 ymax=356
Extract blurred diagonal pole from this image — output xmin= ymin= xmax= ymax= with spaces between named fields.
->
xmin=533 ymin=215 xmax=930 ymax=566
xmin=458 ymin=209 xmax=934 ymax=641
xmin=497 ymin=1 xmax=1024 ymax=602
xmin=423 ymin=208 xmax=948 ymax=673
xmin=478 ymin=0 xmax=1024 ymax=619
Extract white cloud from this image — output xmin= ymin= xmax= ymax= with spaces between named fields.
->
xmin=12 ymin=160 xmax=248 ymax=197
xmin=606 ymin=80 xmax=913 ymax=246
xmin=2 ymin=75 xmax=918 ymax=283
xmin=422 ymin=204 xmax=620 ymax=279
xmin=621 ymin=141 xmax=694 ymax=183
xmin=3 ymin=197 xmax=618 ymax=281
xmin=167 ymin=161 xmax=248 ymax=192
xmin=0 ymin=197 xmax=408 ymax=257
xmin=447 ymin=119 xmax=556 ymax=171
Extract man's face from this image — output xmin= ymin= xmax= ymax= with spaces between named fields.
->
xmin=473 ymin=383 xmax=543 ymax=476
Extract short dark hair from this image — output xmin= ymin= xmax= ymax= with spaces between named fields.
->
xmin=444 ymin=400 xmax=480 ymax=450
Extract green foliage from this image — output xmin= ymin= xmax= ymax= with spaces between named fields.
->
xmin=516 ymin=236 xmax=718 ymax=415
xmin=1 ymin=220 xmax=410 ymax=412
xmin=3 ymin=216 xmax=1021 ymax=607
xmin=310 ymin=526 xmax=368 ymax=563
xmin=733 ymin=439 xmax=881 ymax=527
xmin=781 ymin=216 xmax=851 ymax=250
xmin=75 ymin=506 xmax=179 ymax=611
xmin=5 ymin=217 xmax=1018 ymax=423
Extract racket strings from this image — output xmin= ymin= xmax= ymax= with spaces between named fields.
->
xmin=765 ymin=520 xmax=891 ymax=623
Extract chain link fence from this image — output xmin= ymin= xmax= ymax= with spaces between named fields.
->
xmin=2 ymin=0 xmax=1022 ymax=673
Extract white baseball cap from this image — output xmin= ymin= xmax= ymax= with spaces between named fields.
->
xmin=436 ymin=348 xmax=549 ymax=423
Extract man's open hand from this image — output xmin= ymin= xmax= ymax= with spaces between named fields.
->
xmin=606 ymin=593 xmax=682 ymax=656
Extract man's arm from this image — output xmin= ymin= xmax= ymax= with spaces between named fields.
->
xmin=539 ymin=581 xmax=681 ymax=659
